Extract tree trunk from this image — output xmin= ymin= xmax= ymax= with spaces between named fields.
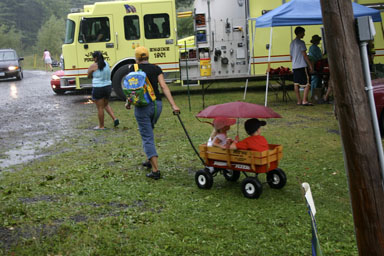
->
xmin=320 ymin=0 xmax=384 ymax=255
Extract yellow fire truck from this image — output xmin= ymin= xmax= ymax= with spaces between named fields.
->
xmin=61 ymin=0 xmax=178 ymax=99
xmin=61 ymin=0 xmax=384 ymax=99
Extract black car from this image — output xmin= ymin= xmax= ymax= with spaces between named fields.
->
xmin=0 ymin=49 xmax=24 ymax=80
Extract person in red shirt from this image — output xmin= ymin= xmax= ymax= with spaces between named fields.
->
xmin=230 ymin=118 xmax=269 ymax=152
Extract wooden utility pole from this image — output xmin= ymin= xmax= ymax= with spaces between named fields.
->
xmin=320 ymin=0 xmax=384 ymax=254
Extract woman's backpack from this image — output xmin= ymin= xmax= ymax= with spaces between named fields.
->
xmin=123 ymin=64 xmax=156 ymax=106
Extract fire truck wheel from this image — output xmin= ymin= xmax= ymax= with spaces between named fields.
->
xmin=241 ymin=177 xmax=262 ymax=199
xmin=222 ymin=169 xmax=241 ymax=182
xmin=266 ymin=168 xmax=287 ymax=189
xmin=112 ymin=66 xmax=130 ymax=100
xmin=195 ymin=169 xmax=213 ymax=189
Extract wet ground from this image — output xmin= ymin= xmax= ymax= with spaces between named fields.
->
xmin=0 ymin=70 xmax=94 ymax=170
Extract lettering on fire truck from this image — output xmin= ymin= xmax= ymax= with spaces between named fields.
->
xmin=84 ymin=51 xmax=110 ymax=62
xmin=150 ymin=47 xmax=170 ymax=58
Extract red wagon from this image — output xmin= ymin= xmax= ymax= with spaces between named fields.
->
xmin=196 ymin=144 xmax=286 ymax=199
xmin=175 ymin=101 xmax=286 ymax=199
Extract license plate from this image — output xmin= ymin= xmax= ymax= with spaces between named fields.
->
xmin=0 ymin=72 xmax=4 ymax=76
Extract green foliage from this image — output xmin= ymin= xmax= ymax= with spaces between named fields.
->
xmin=0 ymin=86 xmax=358 ymax=255
xmin=0 ymin=0 xmax=47 ymax=48
xmin=35 ymin=15 xmax=65 ymax=57
xmin=176 ymin=0 xmax=194 ymax=9
xmin=177 ymin=16 xmax=194 ymax=39
xmin=176 ymin=1 xmax=194 ymax=38
xmin=0 ymin=25 xmax=23 ymax=53
xmin=0 ymin=0 xmax=113 ymax=53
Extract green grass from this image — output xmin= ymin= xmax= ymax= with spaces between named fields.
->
xmin=21 ymin=54 xmax=61 ymax=71
xmin=0 ymin=87 xmax=356 ymax=255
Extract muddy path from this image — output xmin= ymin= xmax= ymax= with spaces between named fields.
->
xmin=0 ymin=70 xmax=94 ymax=170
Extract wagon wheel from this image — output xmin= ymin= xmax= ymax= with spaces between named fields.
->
xmin=195 ymin=169 xmax=213 ymax=189
xmin=222 ymin=169 xmax=241 ymax=182
xmin=241 ymin=177 xmax=263 ymax=199
xmin=266 ymin=168 xmax=287 ymax=189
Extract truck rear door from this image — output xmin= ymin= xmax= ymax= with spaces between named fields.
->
xmin=77 ymin=16 xmax=116 ymax=76
xmin=141 ymin=2 xmax=178 ymax=73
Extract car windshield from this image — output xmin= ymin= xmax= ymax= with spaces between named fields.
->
xmin=0 ymin=51 xmax=16 ymax=61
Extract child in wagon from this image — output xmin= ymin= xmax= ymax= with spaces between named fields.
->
xmin=207 ymin=117 xmax=236 ymax=149
xmin=230 ymin=118 xmax=269 ymax=152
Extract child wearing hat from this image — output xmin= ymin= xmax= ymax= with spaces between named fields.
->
xmin=230 ymin=118 xmax=269 ymax=152
xmin=308 ymin=34 xmax=323 ymax=97
xmin=207 ymin=117 xmax=236 ymax=149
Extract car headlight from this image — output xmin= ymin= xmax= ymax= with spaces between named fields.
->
xmin=8 ymin=66 xmax=19 ymax=71
xmin=51 ymin=75 xmax=60 ymax=80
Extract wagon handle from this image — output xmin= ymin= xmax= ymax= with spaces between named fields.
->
xmin=174 ymin=112 xmax=206 ymax=166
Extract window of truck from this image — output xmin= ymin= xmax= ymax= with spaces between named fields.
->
xmin=144 ymin=14 xmax=170 ymax=39
xmin=79 ymin=17 xmax=110 ymax=43
xmin=124 ymin=16 xmax=140 ymax=40
xmin=64 ymin=19 xmax=75 ymax=44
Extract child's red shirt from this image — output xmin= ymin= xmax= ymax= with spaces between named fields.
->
xmin=235 ymin=135 xmax=269 ymax=152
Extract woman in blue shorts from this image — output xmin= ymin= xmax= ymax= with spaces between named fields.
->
xmin=88 ymin=51 xmax=119 ymax=129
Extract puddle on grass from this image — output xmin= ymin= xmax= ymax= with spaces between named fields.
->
xmin=0 ymin=140 xmax=55 ymax=170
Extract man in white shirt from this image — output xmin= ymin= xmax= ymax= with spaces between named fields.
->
xmin=290 ymin=27 xmax=314 ymax=106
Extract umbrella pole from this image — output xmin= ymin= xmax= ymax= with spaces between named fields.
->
xmin=265 ymin=27 xmax=273 ymax=107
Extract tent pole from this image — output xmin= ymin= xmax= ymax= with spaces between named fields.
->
xmin=244 ymin=19 xmax=256 ymax=100
xmin=264 ymin=27 xmax=273 ymax=106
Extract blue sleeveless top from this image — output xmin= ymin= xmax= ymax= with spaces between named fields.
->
xmin=92 ymin=61 xmax=112 ymax=87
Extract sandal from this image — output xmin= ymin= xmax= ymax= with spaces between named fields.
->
xmin=302 ymin=102 xmax=314 ymax=106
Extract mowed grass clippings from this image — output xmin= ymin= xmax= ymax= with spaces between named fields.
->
xmin=0 ymin=86 xmax=356 ymax=255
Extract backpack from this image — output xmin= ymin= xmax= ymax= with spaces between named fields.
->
xmin=123 ymin=64 xmax=156 ymax=106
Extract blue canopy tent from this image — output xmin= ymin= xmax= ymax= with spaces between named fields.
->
xmin=243 ymin=0 xmax=382 ymax=105
xmin=255 ymin=0 xmax=381 ymax=27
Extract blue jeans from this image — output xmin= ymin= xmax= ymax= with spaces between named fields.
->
xmin=311 ymin=75 xmax=320 ymax=96
xmin=134 ymin=100 xmax=163 ymax=160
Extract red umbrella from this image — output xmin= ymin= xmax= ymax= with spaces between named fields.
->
xmin=196 ymin=101 xmax=282 ymax=119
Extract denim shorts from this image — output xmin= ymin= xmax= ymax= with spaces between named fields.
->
xmin=92 ymin=85 xmax=112 ymax=100
xmin=134 ymin=100 xmax=163 ymax=160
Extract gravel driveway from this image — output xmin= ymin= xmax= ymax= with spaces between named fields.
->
xmin=0 ymin=70 xmax=94 ymax=170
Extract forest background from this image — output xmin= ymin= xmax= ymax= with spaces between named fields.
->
xmin=0 ymin=0 xmax=194 ymax=59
